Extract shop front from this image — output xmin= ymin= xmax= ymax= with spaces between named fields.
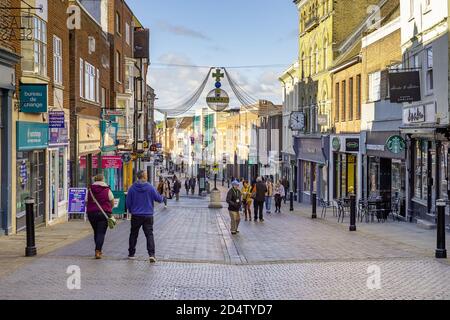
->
xmin=100 ymin=119 xmax=122 ymax=190
xmin=75 ymin=116 xmax=101 ymax=187
xmin=48 ymin=112 xmax=69 ymax=224
xmin=364 ymin=131 xmax=407 ymax=218
xmin=0 ymin=48 xmax=20 ymax=235
xmin=294 ymin=136 xmax=329 ymax=204
xmin=330 ymin=135 xmax=362 ymax=202
xmin=16 ymin=121 xmax=48 ymax=231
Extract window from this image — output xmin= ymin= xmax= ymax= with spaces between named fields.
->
xmin=349 ymin=77 xmax=353 ymax=121
xmin=115 ymin=51 xmax=121 ymax=83
xmin=368 ymin=71 xmax=381 ymax=102
xmin=426 ymin=47 xmax=433 ymax=92
xmin=335 ymin=83 xmax=340 ymax=122
xmin=53 ymin=36 xmax=62 ymax=85
xmin=410 ymin=53 xmax=419 ymax=69
xmin=33 ymin=16 xmax=47 ymax=76
xmin=301 ymin=53 xmax=305 ymax=79
xmin=309 ymin=49 xmax=313 ymax=76
xmin=409 ymin=0 xmax=414 ymax=18
xmin=356 ymin=75 xmax=361 ymax=120
xmin=84 ymin=62 xmax=98 ymax=102
xmin=125 ymin=64 xmax=134 ymax=92
xmin=323 ymin=39 xmax=328 ymax=69
xmin=96 ymin=68 xmax=100 ymax=103
xmin=116 ymin=12 xmax=121 ymax=35
xmin=341 ymin=80 xmax=346 ymax=121
xmin=80 ymin=58 xmax=84 ymax=98
xmin=125 ymin=22 xmax=130 ymax=45
xmin=415 ymin=140 xmax=428 ymax=201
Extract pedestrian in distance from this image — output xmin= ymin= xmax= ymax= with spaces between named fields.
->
xmin=164 ymin=178 xmax=171 ymax=200
xmin=184 ymin=178 xmax=190 ymax=195
xmin=173 ymin=176 xmax=181 ymax=201
xmin=157 ymin=177 xmax=167 ymax=207
xmin=226 ymin=180 xmax=242 ymax=235
xmin=190 ymin=177 xmax=196 ymax=195
xmin=86 ymin=174 xmax=115 ymax=259
xmin=126 ymin=170 xmax=165 ymax=263
xmin=241 ymin=180 xmax=253 ymax=221
xmin=274 ymin=181 xmax=285 ymax=214
xmin=265 ymin=178 xmax=274 ymax=214
xmin=253 ymin=177 xmax=267 ymax=222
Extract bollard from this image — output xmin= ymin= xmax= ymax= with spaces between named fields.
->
xmin=312 ymin=193 xmax=317 ymax=219
xmin=349 ymin=195 xmax=356 ymax=232
xmin=290 ymin=192 xmax=294 ymax=212
xmin=25 ymin=198 xmax=37 ymax=257
xmin=436 ymin=199 xmax=447 ymax=259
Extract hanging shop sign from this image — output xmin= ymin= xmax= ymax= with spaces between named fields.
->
xmin=121 ymin=153 xmax=131 ymax=163
xmin=345 ymin=138 xmax=360 ymax=152
xmin=332 ymin=137 xmax=341 ymax=152
xmin=386 ymin=135 xmax=406 ymax=154
xmin=49 ymin=111 xmax=65 ymax=128
xmin=101 ymin=156 xmax=123 ymax=169
xmin=78 ymin=117 xmax=101 ymax=154
xmin=68 ymin=188 xmax=88 ymax=214
xmin=79 ymin=156 xmax=99 ymax=169
xmin=49 ymin=125 xmax=69 ymax=146
xmin=206 ymin=88 xmax=229 ymax=112
xmin=389 ymin=71 xmax=421 ymax=103
xmin=17 ymin=121 xmax=49 ymax=151
xmin=403 ymin=105 xmax=425 ymax=123
xmin=134 ymin=28 xmax=150 ymax=59
xmin=20 ymin=83 xmax=48 ymax=113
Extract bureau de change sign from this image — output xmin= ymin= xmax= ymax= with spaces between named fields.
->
xmin=20 ymin=84 xmax=48 ymax=113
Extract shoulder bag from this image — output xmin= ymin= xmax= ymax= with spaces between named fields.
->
xmin=89 ymin=188 xmax=117 ymax=229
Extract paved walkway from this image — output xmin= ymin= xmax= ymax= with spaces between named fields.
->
xmin=0 ymin=188 xmax=449 ymax=300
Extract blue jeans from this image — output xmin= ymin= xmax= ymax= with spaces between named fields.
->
xmin=265 ymin=196 xmax=272 ymax=212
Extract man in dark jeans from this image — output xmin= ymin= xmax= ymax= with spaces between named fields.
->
xmin=281 ymin=177 xmax=289 ymax=204
xmin=126 ymin=170 xmax=164 ymax=263
xmin=254 ymin=177 xmax=267 ymax=222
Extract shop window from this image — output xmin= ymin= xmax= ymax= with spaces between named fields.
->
xmin=369 ymin=157 xmax=380 ymax=197
xmin=415 ymin=140 xmax=428 ymax=201
xmin=303 ymin=162 xmax=311 ymax=194
xmin=426 ymin=47 xmax=433 ymax=93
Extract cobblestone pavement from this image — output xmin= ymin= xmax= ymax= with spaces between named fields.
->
xmin=1 ymin=193 xmax=450 ymax=300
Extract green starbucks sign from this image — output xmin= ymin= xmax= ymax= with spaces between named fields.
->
xmin=332 ymin=137 xmax=341 ymax=151
xmin=386 ymin=135 xmax=406 ymax=154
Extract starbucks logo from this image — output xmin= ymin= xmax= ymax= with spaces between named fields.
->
xmin=332 ymin=137 xmax=341 ymax=151
xmin=386 ymin=135 xmax=405 ymax=154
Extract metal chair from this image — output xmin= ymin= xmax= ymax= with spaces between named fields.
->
xmin=319 ymin=199 xmax=334 ymax=218
xmin=358 ymin=199 xmax=369 ymax=223
xmin=337 ymin=199 xmax=347 ymax=223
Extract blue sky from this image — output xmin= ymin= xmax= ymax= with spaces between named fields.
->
xmin=126 ymin=0 xmax=299 ymax=117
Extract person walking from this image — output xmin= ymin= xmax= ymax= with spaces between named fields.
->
xmin=226 ymin=180 xmax=242 ymax=235
xmin=254 ymin=177 xmax=267 ymax=222
xmin=241 ymin=180 xmax=252 ymax=221
xmin=184 ymin=178 xmax=190 ymax=195
xmin=274 ymin=181 xmax=285 ymax=213
xmin=265 ymin=178 xmax=274 ymax=214
xmin=281 ymin=177 xmax=289 ymax=204
xmin=126 ymin=170 xmax=164 ymax=263
xmin=86 ymin=174 xmax=115 ymax=259
xmin=190 ymin=177 xmax=196 ymax=195
xmin=157 ymin=177 xmax=167 ymax=207
xmin=164 ymin=178 xmax=171 ymax=199
xmin=173 ymin=176 xmax=181 ymax=201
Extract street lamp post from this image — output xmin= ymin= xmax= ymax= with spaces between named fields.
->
xmin=212 ymin=128 xmax=218 ymax=191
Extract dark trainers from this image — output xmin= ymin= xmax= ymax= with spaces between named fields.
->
xmin=149 ymin=256 xmax=157 ymax=263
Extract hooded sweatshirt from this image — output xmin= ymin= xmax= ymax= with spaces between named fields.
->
xmin=126 ymin=181 xmax=163 ymax=216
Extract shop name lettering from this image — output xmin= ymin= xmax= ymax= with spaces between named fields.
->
xmin=27 ymin=129 xmax=42 ymax=143
xmin=22 ymin=91 xmax=44 ymax=108
xmin=0 ymin=5 xmax=84 ymax=42
xmin=408 ymin=108 xmax=425 ymax=122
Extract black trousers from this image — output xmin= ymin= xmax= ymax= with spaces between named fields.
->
xmin=275 ymin=194 xmax=282 ymax=212
xmin=254 ymin=201 xmax=264 ymax=220
xmin=128 ymin=215 xmax=155 ymax=257
xmin=88 ymin=212 xmax=108 ymax=251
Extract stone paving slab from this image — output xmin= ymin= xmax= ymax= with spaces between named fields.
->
xmin=1 ymin=256 xmax=449 ymax=300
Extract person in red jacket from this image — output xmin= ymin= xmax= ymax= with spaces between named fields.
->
xmin=87 ymin=174 xmax=115 ymax=259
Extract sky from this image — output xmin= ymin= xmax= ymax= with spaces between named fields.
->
xmin=126 ymin=0 xmax=299 ymax=119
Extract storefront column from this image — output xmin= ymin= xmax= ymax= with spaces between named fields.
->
xmin=406 ymin=135 xmax=414 ymax=222
xmin=0 ymin=90 xmax=13 ymax=234
xmin=297 ymin=159 xmax=302 ymax=203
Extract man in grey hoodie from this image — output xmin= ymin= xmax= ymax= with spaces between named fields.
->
xmin=126 ymin=170 xmax=164 ymax=263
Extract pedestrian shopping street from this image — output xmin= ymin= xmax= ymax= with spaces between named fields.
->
xmin=1 ymin=188 xmax=450 ymax=300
